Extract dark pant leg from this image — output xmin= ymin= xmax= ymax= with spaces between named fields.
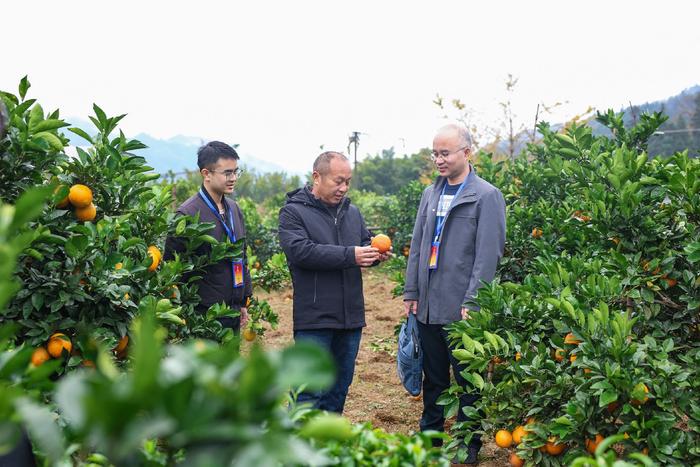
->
xmin=443 ymin=326 xmax=482 ymax=450
xmin=324 ymin=327 xmax=363 ymax=413
xmin=417 ymin=320 xmax=451 ymax=434
xmin=293 ymin=329 xmax=335 ymax=410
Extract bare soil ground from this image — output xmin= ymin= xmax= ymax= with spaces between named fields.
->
xmin=257 ymin=268 xmax=509 ymax=466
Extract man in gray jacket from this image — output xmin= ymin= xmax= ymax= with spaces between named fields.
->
xmin=403 ymin=124 xmax=506 ymax=466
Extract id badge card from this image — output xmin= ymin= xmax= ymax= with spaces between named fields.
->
xmin=232 ymin=259 xmax=245 ymax=288
xmin=429 ymin=241 xmax=440 ymax=270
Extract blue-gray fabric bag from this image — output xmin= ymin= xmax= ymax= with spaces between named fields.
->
xmin=397 ymin=313 xmax=423 ymax=396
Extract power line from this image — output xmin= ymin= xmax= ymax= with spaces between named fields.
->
xmin=653 ymin=128 xmax=700 ymax=135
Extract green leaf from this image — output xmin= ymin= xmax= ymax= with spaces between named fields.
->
xmin=278 ymin=342 xmax=334 ymax=392
xmin=9 ymin=186 xmax=53 ymax=234
xmin=67 ymin=127 xmax=94 ymax=144
xmin=19 ymin=76 xmax=30 ymax=100
xmin=599 ymin=390 xmax=618 ymax=407
xmin=33 ymin=131 xmax=64 ymax=151
xmin=30 ymin=119 xmax=69 ymax=133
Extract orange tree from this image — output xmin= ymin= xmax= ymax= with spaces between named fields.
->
xmin=1 ymin=79 xmax=251 ymax=369
xmin=441 ymin=113 xmax=700 ymax=465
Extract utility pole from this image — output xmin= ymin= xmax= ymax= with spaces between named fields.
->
xmin=348 ymin=131 xmax=360 ymax=169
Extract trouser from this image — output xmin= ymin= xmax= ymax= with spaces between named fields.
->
xmin=417 ymin=320 xmax=482 ymax=449
xmin=293 ymin=327 xmax=363 ymax=413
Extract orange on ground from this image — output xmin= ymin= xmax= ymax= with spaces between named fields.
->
xmin=371 ymin=234 xmax=392 ymax=253
xmin=75 ymin=203 xmax=97 ymax=221
xmin=495 ymin=430 xmax=513 ymax=448
xmin=31 ymin=347 xmax=50 ymax=366
xmin=586 ymin=434 xmax=604 ymax=454
xmin=564 ymin=332 xmax=582 ymax=345
xmin=509 ymin=452 xmax=524 ymax=467
xmin=243 ymin=328 xmax=257 ymax=342
xmin=512 ymin=425 xmax=527 ymax=444
xmin=47 ymin=333 xmax=72 ymax=358
xmin=68 ymin=184 xmax=93 ymax=208
xmin=147 ymin=245 xmax=162 ymax=272
xmin=545 ymin=438 xmax=566 ymax=456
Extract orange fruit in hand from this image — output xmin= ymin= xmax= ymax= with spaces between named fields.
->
xmin=147 ymin=245 xmax=162 ymax=272
xmin=371 ymin=234 xmax=392 ymax=253
xmin=586 ymin=434 xmax=604 ymax=454
xmin=68 ymin=184 xmax=93 ymax=208
xmin=75 ymin=203 xmax=97 ymax=221
xmin=512 ymin=425 xmax=528 ymax=444
xmin=31 ymin=347 xmax=50 ymax=366
xmin=545 ymin=437 xmax=566 ymax=456
xmin=509 ymin=452 xmax=524 ymax=467
xmin=47 ymin=333 xmax=72 ymax=358
xmin=495 ymin=429 xmax=513 ymax=448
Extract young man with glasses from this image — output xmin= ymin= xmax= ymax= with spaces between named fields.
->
xmin=403 ymin=124 xmax=506 ymax=466
xmin=278 ymin=151 xmax=390 ymax=413
xmin=165 ymin=141 xmax=251 ymax=333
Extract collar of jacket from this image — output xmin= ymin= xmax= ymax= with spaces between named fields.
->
xmin=430 ymin=164 xmax=479 ymax=202
xmin=287 ymin=185 xmax=350 ymax=212
xmin=200 ymin=184 xmax=230 ymax=214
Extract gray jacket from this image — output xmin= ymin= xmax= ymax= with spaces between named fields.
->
xmin=403 ymin=169 xmax=506 ymax=325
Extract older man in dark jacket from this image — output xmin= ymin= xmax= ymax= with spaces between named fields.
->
xmin=404 ymin=124 xmax=506 ymax=466
xmin=279 ymin=151 xmax=388 ymax=413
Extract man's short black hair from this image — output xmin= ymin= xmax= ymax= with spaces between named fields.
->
xmin=197 ymin=141 xmax=239 ymax=170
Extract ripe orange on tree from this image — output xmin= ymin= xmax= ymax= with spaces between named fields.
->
xmin=509 ymin=452 xmax=524 ymax=467
xmin=564 ymin=332 xmax=582 ymax=345
xmin=586 ymin=434 xmax=604 ymax=454
xmin=531 ymin=227 xmax=543 ymax=238
xmin=47 ymin=332 xmax=72 ymax=358
xmin=545 ymin=437 xmax=566 ymax=456
xmin=31 ymin=347 xmax=50 ymax=366
xmin=495 ymin=429 xmax=513 ymax=448
xmin=75 ymin=203 xmax=97 ymax=221
xmin=147 ymin=245 xmax=162 ymax=272
xmin=371 ymin=234 xmax=392 ymax=253
xmin=115 ymin=335 xmax=129 ymax=353
xmin=68 ymin=184 xmax=93 ymax=208
xmin=631 ymin=383 xmax=649 ymax=406
xmin=512 ymin=425 xmax=528 ymax=444
xmin=554 ymin=348 xmax=566 ymax=362
xmin=243 ymin=328 xmax=257 ymax=342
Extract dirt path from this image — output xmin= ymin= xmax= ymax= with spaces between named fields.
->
xmin=257 ymin=268 xmax=508 ymax=466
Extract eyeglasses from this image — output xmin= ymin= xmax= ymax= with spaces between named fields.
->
xmin=208 ymin=168 xmax=244 ymax=179
xmin=430 ymin=145 xmax=470 ymax=162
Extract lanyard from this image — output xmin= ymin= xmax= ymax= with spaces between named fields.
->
xmin=433 ymin=176 xmax=469 ymax=242
xmin=198 ymin=188 xmax=236 ymax=243
xmin=198 ymin=189 xmax=244 ymax=289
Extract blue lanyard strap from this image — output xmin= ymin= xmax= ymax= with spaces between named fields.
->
xmin=198 ymin=189 xmax=236 ymax=243
xmin=433 ymin=176 xmax=469 ymax=241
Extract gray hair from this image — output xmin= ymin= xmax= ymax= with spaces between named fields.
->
xmin=313 ymin=151 xmax=349 ymax=175
xmin=436 ymin=123 xmax=473 ymax=149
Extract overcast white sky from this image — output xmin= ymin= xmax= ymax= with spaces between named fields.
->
xmin=3 ymin=0 xmax=699 ymax=172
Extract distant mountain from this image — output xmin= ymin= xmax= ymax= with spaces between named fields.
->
xmin=62 ymin=119 xmax=290 ymax=176
xmin=492 ymin=84 xmax=700 ymax=157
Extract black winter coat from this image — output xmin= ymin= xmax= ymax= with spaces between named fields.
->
xmin=278 ymin=187 xmax=371 ymax=331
